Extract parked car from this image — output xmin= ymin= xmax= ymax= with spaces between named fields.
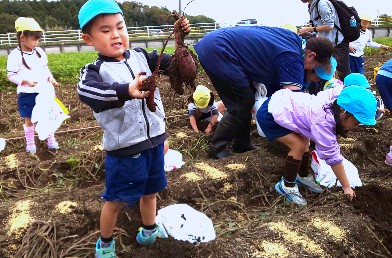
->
xmin=235 ymin=19 xmax=258 ymax=26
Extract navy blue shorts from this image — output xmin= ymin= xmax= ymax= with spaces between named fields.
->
xmin=197 ymin=111 xmax=212 ymax=121
xmin=256 ymin=97 xmax=292 ymax=141
xmin=102 ymin=143 xmax=167 ymax=207
xmin=18 ymin=93 xmax=38 ymax=118
xmin=349 ymin=55 xmax=364 ymax=74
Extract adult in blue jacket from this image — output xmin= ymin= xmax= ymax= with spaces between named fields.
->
xmin=194 ymin=26 xmax=333 ymax=159
xmin=376 ymin=58 xmax=392 ymax=110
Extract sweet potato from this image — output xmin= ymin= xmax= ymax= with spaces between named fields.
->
xmin=168 ymin=11 xmax=197 ymax=95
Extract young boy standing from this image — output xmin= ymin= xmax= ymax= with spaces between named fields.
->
xmin=77 ymin=0 xmax=190 ymax=256
xmin=349 ymin=14 xmax=390 ymax=74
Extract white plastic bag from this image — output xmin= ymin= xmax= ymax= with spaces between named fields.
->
xmin=156 ymin=204 xmax=216 ymax=243
xmin=31 ymin=84 xmax=69 ymax=140
xmin=0 ymin=138 xmax=5 ymax=152
xmin=164 ymin=149 xmax=185 ymax=172
xmin=252 ymin=83 xmax=268 ymax=137
xmin=310 ymin=150 xmax=362 ymax=188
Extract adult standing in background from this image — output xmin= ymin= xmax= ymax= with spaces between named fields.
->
xmin=375 ymin=58 xmax=392 ymax=111
xmin=299 ymin=0 xmax=350 ymax=81
xmin=194 ymin=26 xmax=333 ymax=159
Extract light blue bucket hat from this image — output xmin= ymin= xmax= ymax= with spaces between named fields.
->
xmin=337 ymin=86 xmax=377 ymax=125
xmin=78 ymin=0 xmax=123 ymax=29
xmin=343 ymin=73 xmax=371 ymax=89
xmin=314 ymin=57 xmax=337 ymax=81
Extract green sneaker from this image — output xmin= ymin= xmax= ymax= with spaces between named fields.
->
xmin=136 ymin=226 xmax=167 ymax=246
xmin=95 ymin=239 xmax=115 ymax=258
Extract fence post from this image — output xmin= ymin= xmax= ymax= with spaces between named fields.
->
xmin=43 ymin=31 xmax=46 ymax=43
xmin=7 ymin=33 xmax=11 ymax=46
xmin=78 ymin=29 xmax=81 ymax=41
xmin=147 ymin=26 xmax=150 ymax=38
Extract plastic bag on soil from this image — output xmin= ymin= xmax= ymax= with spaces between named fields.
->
xmin=156 ymin=204 xmax=216 ymax=243
xmin=311 ymin=150 xmax=362 ymax=188
xmin=164 ymin=149 xmax=185 ymax=172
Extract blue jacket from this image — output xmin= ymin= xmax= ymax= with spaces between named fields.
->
xmin=194 ymin=26 xmax=304 ymax=96
xmin=77 ymin=49 xmax=170 ymax=156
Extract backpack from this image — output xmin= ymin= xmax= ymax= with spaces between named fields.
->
xmin=314 ymin=0 xmax=361 ymax=43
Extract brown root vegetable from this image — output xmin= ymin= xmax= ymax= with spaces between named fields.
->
xmin=168 ymin=11 xmax=197 ymax=95
xmin=141 ymin=31 xmax=174 ymax=112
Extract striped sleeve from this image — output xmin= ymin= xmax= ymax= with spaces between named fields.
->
xmin=77 ymin=61 xmax=130 ymax=113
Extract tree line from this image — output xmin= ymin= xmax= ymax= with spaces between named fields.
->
xmin=0 ymin=0 xmax=215 ymax=34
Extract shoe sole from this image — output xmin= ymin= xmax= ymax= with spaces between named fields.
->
xmin=385 ymin=160 xmax=392 ymax=166
xmin=295 ymin=179 xmax=324 ymax=193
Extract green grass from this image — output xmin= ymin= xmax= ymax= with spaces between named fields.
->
xmin=0 ymin=47 xmax=177 ymax=92
xmin=364 ymin=37 xmax=392 ymax=55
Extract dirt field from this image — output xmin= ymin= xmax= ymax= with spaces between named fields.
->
xmin=1 ymin=53 xmax=392 ymax=258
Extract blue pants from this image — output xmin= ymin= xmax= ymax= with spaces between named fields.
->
xmin=376 ymin=74 xmax=392 ymax=110
xmin=349 ymin=55 xmax=364 ymax=74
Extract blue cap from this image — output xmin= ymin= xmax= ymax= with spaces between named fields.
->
xmin=78 ymin=0 xmax=123 ymax=30
xmin=314 ymin=57 xmax=337 ymax=80
xmin=337 ymin=86 xmax=377 ymax=125
xmin=343 ymin=73 xmax=370 ymax=89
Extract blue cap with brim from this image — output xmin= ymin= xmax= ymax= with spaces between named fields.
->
xmin=78 ymin=0 xmax=123 ymax=30
xmin=343 ymin=73 xmax=371 ymax=89
xmin=337 ymin=86 xmax=377 ymax=125
xmin=314 ymin=57 xmax=337 ymax=80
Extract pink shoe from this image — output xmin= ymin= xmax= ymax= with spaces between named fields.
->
xmin=385 ymin=148 xmax=392 ymax=166
xmin=47 ymin=133 xmax=59 ymax=149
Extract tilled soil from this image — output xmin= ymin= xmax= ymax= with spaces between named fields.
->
xmin=0 ymin=53 xmax=392 ymax=258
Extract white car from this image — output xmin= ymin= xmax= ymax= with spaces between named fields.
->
xmin=235 ymin=19 xmax=258 ymax=26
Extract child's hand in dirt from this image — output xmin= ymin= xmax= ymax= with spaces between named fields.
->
xmin=129 ymin=72 xmax=150 ymax=99
xmin=204 ymin=124 xmax=213 ymax=135
xmin=383 ymin=108 xmax=390 ymax=116
xmin=342 ymin=186 xmax=356 ymax=200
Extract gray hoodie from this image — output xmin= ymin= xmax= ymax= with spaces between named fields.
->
xmin=77 ymin=49 xmax=170 ymax=156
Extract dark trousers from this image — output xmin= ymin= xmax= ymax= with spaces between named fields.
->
xmin=376 ymin=74 xmax=392 ymax=110
xmin=333 ymin=40 xmax=351 ymax=80
xmin=205 ymin=71 xmax=255 ymax=138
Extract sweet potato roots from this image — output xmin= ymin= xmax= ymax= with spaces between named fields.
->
xmin=168 ymin=11 xmax=197 ymax=95
xmin=140 ymin=11 xmax=197 ymax=112
xmin=141 ymin=32 xmax=174 ymax=112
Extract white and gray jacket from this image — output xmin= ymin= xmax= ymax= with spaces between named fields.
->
xmin=77 ymin=48 xmax=171 ymax=156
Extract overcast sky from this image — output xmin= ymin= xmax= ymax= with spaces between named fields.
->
xmin=117 ymin=0 xmax=392 ymax=27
